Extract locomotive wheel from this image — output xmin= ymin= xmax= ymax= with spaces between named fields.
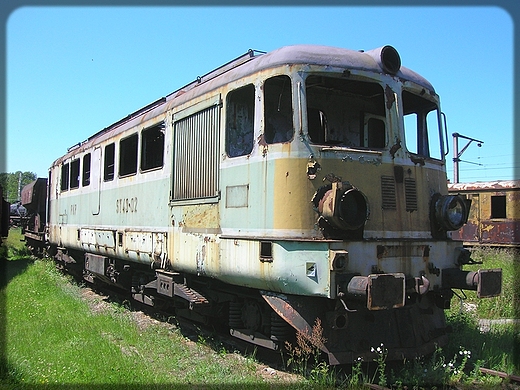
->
xmin=228 ymin=301 xmax=243 ymax=328
xmin=270 ymin=311 xmax=291 ymax=342
xmin=241 ymin=301 xmax=262 ymax=332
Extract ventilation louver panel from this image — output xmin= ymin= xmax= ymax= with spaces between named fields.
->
xmin=173 ymin=105 xmax=220 ymax=200
xmin=381 ymin=176 xmax=396 ymax=210
xmin=404 ymin=178 xmax=418 ymax=211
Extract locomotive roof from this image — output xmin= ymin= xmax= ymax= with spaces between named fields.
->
xmin=237 ymin=45 xmax=434 ymax=91
xmin=163 ymin=45 xmax=435 ymax=102
xmin=56 ymin=44 xmax=436 ymax=164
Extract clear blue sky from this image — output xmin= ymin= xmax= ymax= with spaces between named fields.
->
xmin=5 ymin=6 xmax=516 ymax=182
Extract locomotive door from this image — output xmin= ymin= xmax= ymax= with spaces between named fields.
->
xmin=90 ymin=146 xmax=101 ymax=215
xmin=474 ymin=193 xmax=482 ymax=244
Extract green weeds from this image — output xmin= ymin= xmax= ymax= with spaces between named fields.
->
xmin=1 ymin=230 xmax=299 ymax=387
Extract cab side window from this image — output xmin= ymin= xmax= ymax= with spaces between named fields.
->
xmin=226 ymin=84 xmax=254 ymax=157
xmin=264 ymin=75 xmax=293 ymax=144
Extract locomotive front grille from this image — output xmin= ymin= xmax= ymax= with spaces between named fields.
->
xmin=381 ymin=176 xmax=397 ymax=210
xmin=404 ymin=178 xmax=418 ymax=211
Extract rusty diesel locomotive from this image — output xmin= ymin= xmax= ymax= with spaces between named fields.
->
xmin=33 ymin=45 xmax=502 ymax=364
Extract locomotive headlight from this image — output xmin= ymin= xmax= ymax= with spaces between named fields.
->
xmin=315 ymin=182 xmax=369 ymax=232
xmin=337 ymin=188 xmax=369 ymax=230
xmin=331 ymin=251 xmax=349 ymax=271
xmin=434 ymin=195 xmax=469 ymax=231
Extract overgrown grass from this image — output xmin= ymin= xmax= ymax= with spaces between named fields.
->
xmin=441 ymin=247 xmax=520 ymax=384
xmin=0 ymin=229 xmax=303 ymax=388
xmin=3 ymin=227 xmax=31 ymax=260
xmin=458 ymin=247 xmax=519 ymax=319
xmin=387 ymin=247 xmax=520 ymax=388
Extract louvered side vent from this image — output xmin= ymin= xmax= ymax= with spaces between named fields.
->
xmin=404 ymin=178 xmax=418 ymax=211
xmin=381 ymin=176 xmax=397 ymax=210
xmin=173 ymin=105 xmax=220 ymax=200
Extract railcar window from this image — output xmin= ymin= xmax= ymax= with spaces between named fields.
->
xmin=491 ymin=195 xmax=507 ymax=219
xmin=119 ymin=133 xmax=138 ymax=177
xmin=226 ymin=84 xmax=255 ymax=157
xmin=104 ymin=143 xmax=115 ymax=181
xmin=141 ymin=123 xmax=165 ymax=171
xmin=82 ymin=153 xmax=91 ymax=186
xmin=264 ymin=75 xmax=293 ymax=144
xmin=70 ymin=159 xmax=80 ymax=189
xmin=60 ymin=163 xmax=69 ymax=191
xmin=402 ymin=90 xmax=442 ymax=159
xmin=305 ymin=75 xmax=385 ymax=148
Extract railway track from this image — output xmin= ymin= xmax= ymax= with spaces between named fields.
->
xmin=74 ymin=274 xmax=286 ymax=368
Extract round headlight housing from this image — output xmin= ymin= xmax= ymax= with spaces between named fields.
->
xmin=314 ymin=182 xmax=369 ymax=232
xmin=337 ymin=188 xmax=369 ymax=230
xmin=434 ymin=195 xmax=469 ymax=231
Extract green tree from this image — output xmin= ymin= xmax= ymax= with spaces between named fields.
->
xmin=0 ymin=171 xmax=38 ymax=203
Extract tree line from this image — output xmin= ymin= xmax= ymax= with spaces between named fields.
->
xmin=0 ymin=171 xmax=38 ymax=203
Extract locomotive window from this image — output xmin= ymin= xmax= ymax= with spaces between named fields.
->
xmin=305 ymin=75 xmax=385 ymax=147
xmin=307 ymin=107 xmax=327 ymax=144
xmin=226 ymin=84 xmax=255 ymax=157
xmin=141 ymin=123 xmax=165 ymax=171
xmin=82 ymin=153 xmax=91 ymax=186
xmin=264 ymin=75 xmax=293 ymax=144
xmin=60 ymin=163 xmax=70 ymax=191
xmin=119 ymin=133 xmax=138 ymax=177
xmin=365 ymin=117 xmax=386 ymax=148
xmin=70 ymin=159 xmax=80 ymax=189
xmin=403 ymin=90 xmax=442 ymax=159
xmin=491 ymin=195 xmax=506 ymax=219
xmin=104 ymin=143 xmax=115 ymax=181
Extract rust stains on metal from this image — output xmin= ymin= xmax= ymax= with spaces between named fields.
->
xmin=385 ymin=85 xmax=395 ymax=109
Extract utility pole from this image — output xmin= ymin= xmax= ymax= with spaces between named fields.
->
xmin=17 ymin=172 xmax=22 ymax=201
xmin=452 ymin=133 xmax=484 ymax=183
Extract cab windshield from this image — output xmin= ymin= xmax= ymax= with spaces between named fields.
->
xmin=402 ymin=90 xmax=443 ymax=160
xmin=305 ymin=75 xmax=386 ymax=149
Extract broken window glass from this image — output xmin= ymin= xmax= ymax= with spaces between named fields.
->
xmin=305 ymin=75 xmax=386 ymax=148
xmin=226 ymin=84 xmax=254 ymax=157
xmin=264 ymin=75 xmax=293 ymax=144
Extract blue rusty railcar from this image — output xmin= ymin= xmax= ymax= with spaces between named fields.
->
xmin=46 ymin=45 xmax=501 ymax=364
